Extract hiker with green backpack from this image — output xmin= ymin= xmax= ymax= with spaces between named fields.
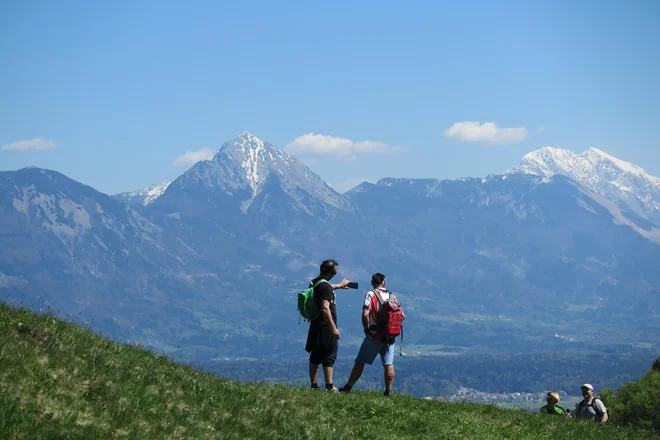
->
xmin=301 ymin=259 xmax=351 ymax=392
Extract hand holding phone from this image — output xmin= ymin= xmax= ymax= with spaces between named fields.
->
xmin=347 ymin=282 xmax=359 ymax=289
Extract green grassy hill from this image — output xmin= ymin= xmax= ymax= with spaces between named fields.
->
xmin=0 ymin=303 xmax=654 ymax=440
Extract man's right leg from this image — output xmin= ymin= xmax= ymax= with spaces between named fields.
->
xmin=342 ymin=362 xmax=365 ymax=390
xmin=309 ymin=362 xmax=319 ymax=388
xmin=341 ymin=337 xmax=378 ymax=392
xmin=382 ymin=343 xmax=396 ymax=397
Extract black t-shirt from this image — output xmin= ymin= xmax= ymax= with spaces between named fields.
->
xmin=311 ymin=277 xmax=336 ymax=325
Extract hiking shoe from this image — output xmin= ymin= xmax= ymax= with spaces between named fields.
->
xmin=311 ymin=383 xmax=319 ymax=390
xmin=339 ymin=386 xmax=351 ymax=393
xmin=326 ymin=386 xmax=339 ymax=392
xmin=384 ymin=389 xmax=392 ymax=398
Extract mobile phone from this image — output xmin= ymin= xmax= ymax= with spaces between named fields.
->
xmin=347 ymin=282 xmax=359 ymax=289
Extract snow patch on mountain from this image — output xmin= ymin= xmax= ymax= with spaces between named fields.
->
xmin=234 ymin=131 xmax=269 ymax=193
xmin=583 ymin=148 xmax=647 ymax=176
xmin=115 ymin=180 xmax=173 ymax=206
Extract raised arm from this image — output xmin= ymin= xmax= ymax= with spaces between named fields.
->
xmin=332 ymin=278 xmax=350 ymax=290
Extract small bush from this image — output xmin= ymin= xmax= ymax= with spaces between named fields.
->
xmin=602 ymin=359 xmax=660 ymax=432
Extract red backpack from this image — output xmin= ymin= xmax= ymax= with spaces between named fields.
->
xmin=370 ymin=289 xmax=403 ymax=344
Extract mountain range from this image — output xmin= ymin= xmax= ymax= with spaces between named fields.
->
xmin=511 ymin=146 xmax=660 ymax=229
xmin=2 ymin=132 xmax=659 ymax=360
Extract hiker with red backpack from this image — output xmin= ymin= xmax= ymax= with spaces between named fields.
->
xmin=339 ymin=273 xmax=405 ymax=397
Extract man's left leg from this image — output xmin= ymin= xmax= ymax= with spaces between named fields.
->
xmin=382 ymin=342 xmax=396 ymax=397
xmin=322 ymin=333 xmax=339 ymax=391
xmin=322 ymin=365 xmax=334 ymax=390
xmin=384 ymin=365 xmax=395 ymax=396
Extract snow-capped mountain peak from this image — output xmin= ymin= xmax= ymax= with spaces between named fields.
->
xmin=511 ymin=146 xmax=660 ymax=225
xmin=163 ymin=132 xmax=352 ymax=215
xmin=515 ymin=146 xmax=584 ymax=177
xmin=115 ymin=132 xmax=294 ymax=208
xmin=213 ymin=131 xmax=296 ymax=194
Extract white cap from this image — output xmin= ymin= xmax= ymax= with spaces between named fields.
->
xmin=581 ymin=383 xmax=594 ymax=391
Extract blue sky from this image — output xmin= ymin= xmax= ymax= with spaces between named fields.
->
xmin=1 ymin=0 xmax=659 ymax=194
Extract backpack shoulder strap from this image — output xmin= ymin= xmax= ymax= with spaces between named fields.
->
xmin=592 ymin=398 xmax=604 ymax=417
xmin=373 ymin=288 xmax=386 ymax=305
xmin=389 ymin=291 xmax=401 ymax=307
xmin=369 ymin=290 xmax=380 ymax=314
xmin=369 ymin=290 xmax=386 ymax=327
xmin=312 ymin=279 xmax=328 ymax=288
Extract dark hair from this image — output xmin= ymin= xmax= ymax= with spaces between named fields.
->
xmin=371 ymin=272 xmax=386 ymax=288
xmin=320 ymin=259 xmax=338 ymax=274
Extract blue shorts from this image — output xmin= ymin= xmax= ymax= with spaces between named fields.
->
xmin=355 ymin=336 xmax=395 ymax=366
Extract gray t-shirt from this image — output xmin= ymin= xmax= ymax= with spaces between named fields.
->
xmin=575 ymin=398 xmax=607 ymax=421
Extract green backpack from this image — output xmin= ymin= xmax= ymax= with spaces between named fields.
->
xmin=297 ymin=279 xmax=328 ymax=321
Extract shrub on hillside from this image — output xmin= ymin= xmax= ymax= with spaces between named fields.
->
xmin=601 ymin=358 xmax=660 ymax=432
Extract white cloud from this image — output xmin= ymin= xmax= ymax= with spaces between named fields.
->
xmin=328 ymin=177 xmax=375 ymax=194
xmin=443 ymin=121 xmax=528 ymax=145
xmin=1 ymin=138 xmax=56 ymax=151
xmin=171 ymin=148 xmax=215 ymax=167
xmin=284 ymin=133 xmax=407 ymax=158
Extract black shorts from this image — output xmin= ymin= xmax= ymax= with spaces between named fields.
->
xmin=305 ymin=321 xmax=338 ymax=367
